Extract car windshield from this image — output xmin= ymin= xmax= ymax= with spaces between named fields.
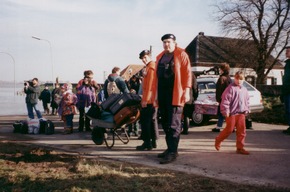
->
xmin=242 ymin=81 xmax=255 ymax=91
xmin=198 ymin=82 xmax=216 ymax=94
xmin=198 ymin=80 xmax=256 ymax=94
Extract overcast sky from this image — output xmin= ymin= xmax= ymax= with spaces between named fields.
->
xmin=0 ymin=0 xmax=220 ymax=84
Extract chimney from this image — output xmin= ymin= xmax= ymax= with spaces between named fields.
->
xmin=198 ymin=32 xmax=204 ymax=36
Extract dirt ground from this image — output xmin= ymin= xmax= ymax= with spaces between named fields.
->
xmin=1 ymin=114 xmax=290 ymax=190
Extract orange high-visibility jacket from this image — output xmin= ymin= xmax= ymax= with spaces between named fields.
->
xmin=152 ymin=46 xmax=192 ymax=107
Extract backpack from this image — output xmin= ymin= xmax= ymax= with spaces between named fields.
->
xmin=107 ymin=79 xmax=120 ymax=96
xmin=13 ymin=120 xmax=28 ymax=134
xmin=39 ymin=119 xmax=55 ymax=135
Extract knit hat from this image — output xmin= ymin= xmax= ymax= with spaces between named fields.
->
xmin=61 ymin=83 xmax=72 ymax=91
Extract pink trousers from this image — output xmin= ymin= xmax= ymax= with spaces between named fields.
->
xmin=215 ymin=114 xmax=246 ymax=150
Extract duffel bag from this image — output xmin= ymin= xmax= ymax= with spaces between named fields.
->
xmin=109 ymin=93 xmax=141 ymax=115
xmin=114 ymin=105 xmax=141 ymax=127
xmin=100 ymin=94 xmax=122 ymax=111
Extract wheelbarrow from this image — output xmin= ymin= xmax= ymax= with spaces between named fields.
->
xmin=88 ymin=105 xmax=140 ymax=149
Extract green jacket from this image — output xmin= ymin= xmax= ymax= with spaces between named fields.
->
xmin=24 ymin=85 xmax=41 ymax=104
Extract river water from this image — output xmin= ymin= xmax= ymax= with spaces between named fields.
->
xmin=0 ymin=86 xmax=42 ymax=116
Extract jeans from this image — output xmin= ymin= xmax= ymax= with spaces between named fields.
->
xmin=65 ymin=114 xmax=74 ymax=128
xmin=216 ymin=106 xmax=224 ymax=128
xmin=26 ymin=102 xmax=42 ymax=119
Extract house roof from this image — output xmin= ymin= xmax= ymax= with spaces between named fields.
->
xmin=185 ymin=32 xmax=283 ymax=69
xmin=120 ymin=64 xmax=144 ymax=81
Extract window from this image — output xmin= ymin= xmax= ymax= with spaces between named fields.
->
xmin=243 ymin=81 xmax=255 ymax=91
xmin=198 ymin=81 xmax=216 ymax=94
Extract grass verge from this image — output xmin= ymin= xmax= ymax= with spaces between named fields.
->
xmin=0 ymin=142 xmax=288 ymax=192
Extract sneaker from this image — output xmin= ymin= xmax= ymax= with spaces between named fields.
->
xmin=215 ymin=138 xmax=220 ymax=151
xmin=236 ymin=148 xmax=250 ymax=155
xmin=212 ymin=128 xmax=220 ymax=132
xmin=160 ymin=152 xmax=177 ymax=164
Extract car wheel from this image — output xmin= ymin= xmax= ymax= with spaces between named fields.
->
xmin=182 ymin=116 xmax=190 ymax=132
xmin=191 ymin=112 xmax=209 ymax=126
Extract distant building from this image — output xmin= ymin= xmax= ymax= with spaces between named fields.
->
xmin=120 ymin=64 xmax=144 ymax=82
xmin=185 ymin=32 xmax=284 ymax=85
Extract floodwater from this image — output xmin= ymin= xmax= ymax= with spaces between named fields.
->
xmin=0 ymin=86 xmax=42 ymax=116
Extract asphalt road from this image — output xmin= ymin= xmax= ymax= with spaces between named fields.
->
xmin=0 ymin=114 xmax=289 ymax=189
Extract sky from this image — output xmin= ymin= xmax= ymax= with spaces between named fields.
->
xmin=0 ymin=0 xmax=220 ymax=84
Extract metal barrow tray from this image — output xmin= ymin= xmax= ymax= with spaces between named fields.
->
xmin=88 ymin=117 xmax=130 ymax=149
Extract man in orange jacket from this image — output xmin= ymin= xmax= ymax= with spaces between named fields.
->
xmin=136 ymin=50 xmax=159 ymax=151
xmin=152 ymin=34 xmax=192 ymax=164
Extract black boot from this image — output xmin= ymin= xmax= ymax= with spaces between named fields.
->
xmin=159 ymin=152 xmax=178 ymax=164
xmin=136 ymin=142 xmax=152 ymax=151
xmin=157 ymin=149 xmax=178 ymax=158
xmin=157 ymin=149 xmax=168 ymax=158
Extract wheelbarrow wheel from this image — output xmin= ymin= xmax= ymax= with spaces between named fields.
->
xmin=91 ymin=126 xmax=105 ymax=145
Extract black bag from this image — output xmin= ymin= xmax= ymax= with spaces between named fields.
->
xmin=13 ymin=121 xmax=22 ymax=133
xmin=39 ymin=119 xmax=55 ymax=134
xmin=109 ymin=93 xmax=141 ymax=115
xmin=39 ymin=119 xmax=47 ymax=134
xmin=86 ymin=102 xmax=102 ymax=119
xmin=45 ymin=120 xmax=55 ymax=135
xmin=13 ymin=120 xmax=28 ymax=134
xmin=100 ymin=94 xmax=122 ymax=111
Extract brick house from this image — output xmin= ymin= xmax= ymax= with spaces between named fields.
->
xmin=185 ymin=32 xmax=284 ymax=86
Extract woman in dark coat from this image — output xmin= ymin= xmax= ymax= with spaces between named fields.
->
xmin=39 ymin=85 xmax=51 ymax=115
xmin=212 ymin=63 xmax=232 ymax=132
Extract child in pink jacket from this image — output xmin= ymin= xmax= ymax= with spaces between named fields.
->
xmin=215 ymin=71 xmax=250 ymax=155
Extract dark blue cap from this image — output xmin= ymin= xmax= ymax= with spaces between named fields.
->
xmin=139 ymin=50 xmax=151 ymax=59
xmin=161 ymin=34 xmax=176 ymax=41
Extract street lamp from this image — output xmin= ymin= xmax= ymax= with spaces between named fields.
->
xmin=0 ymin=52 xmax=16 ymax=96
xmin=32 ymin=36 xmax=54 ymax=85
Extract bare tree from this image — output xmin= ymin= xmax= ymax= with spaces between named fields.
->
xmin=215 ymin=0 xmax=290 ymax=85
